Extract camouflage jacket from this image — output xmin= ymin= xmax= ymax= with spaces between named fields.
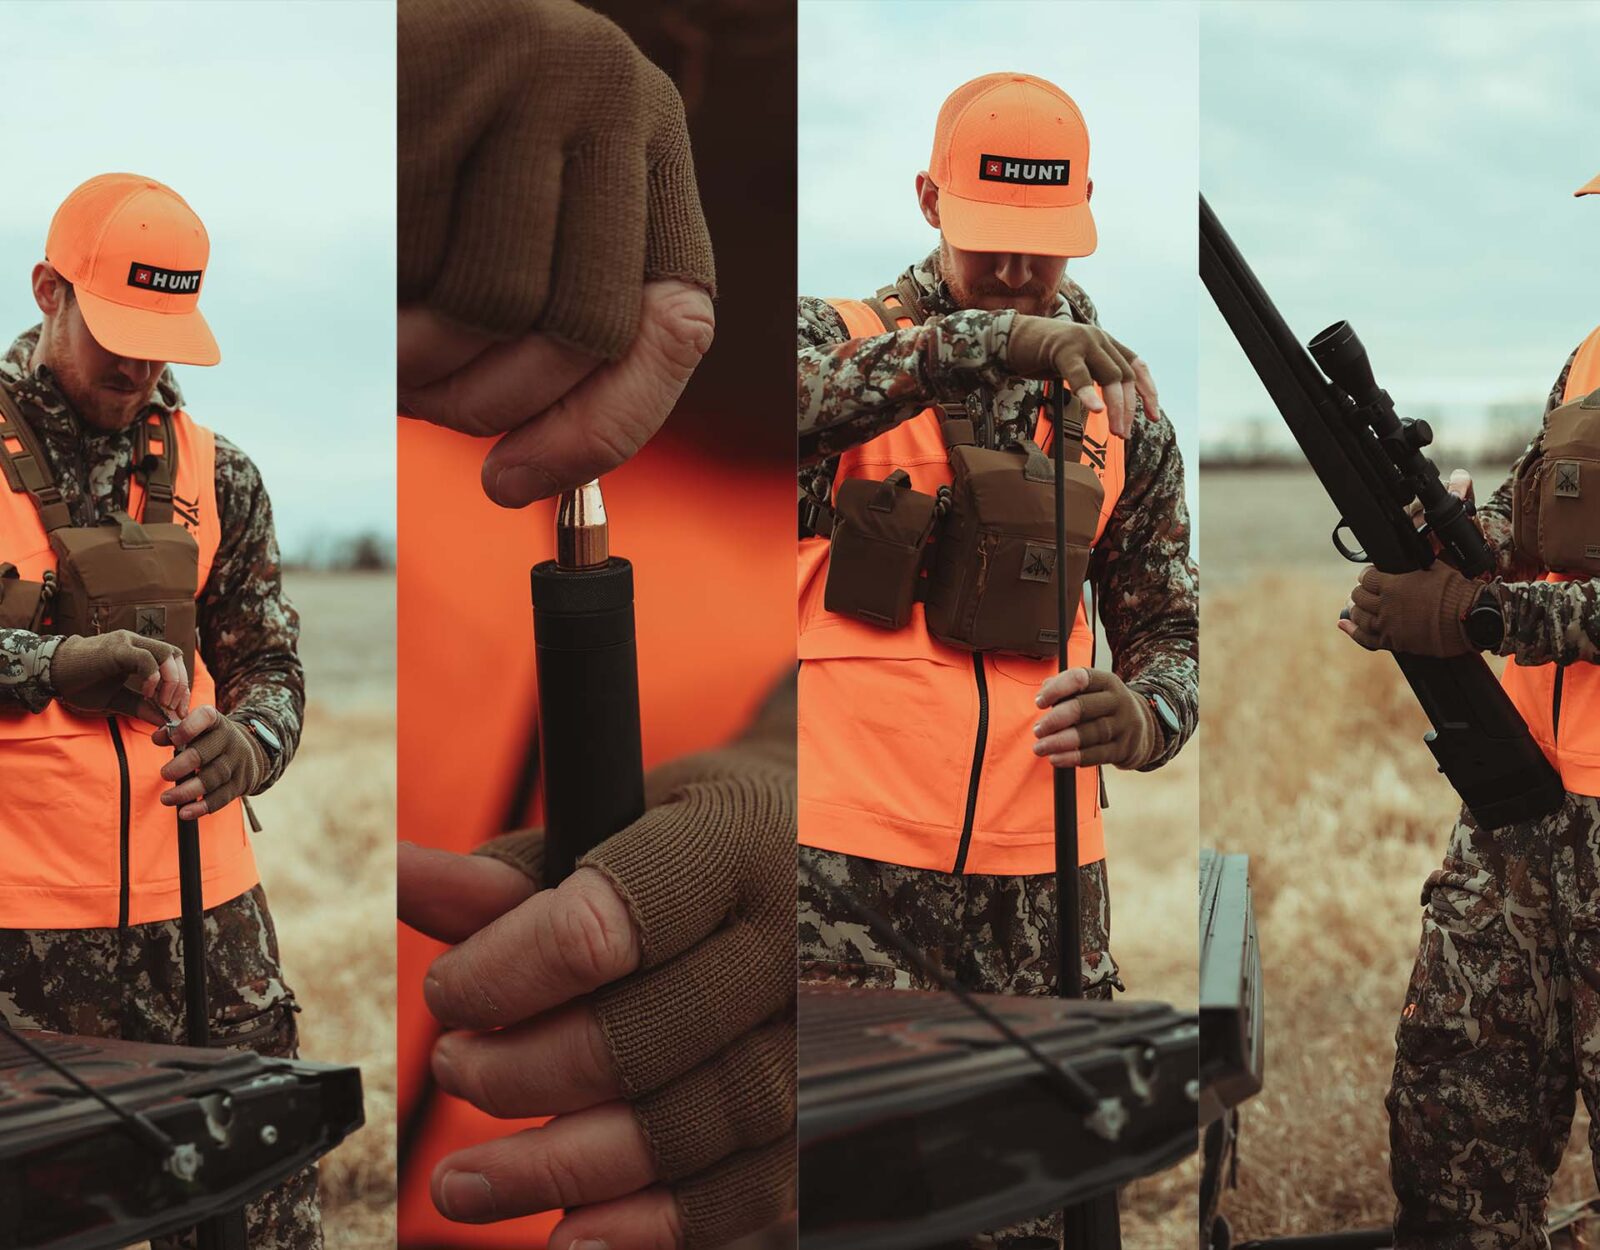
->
xmin=1475 ymin=343 xmax=1600 ymax=666
xmin=0 ymin=327 xmax=302 ymax=787
xmin=797 ymin=250 xmax=1198 ymax=768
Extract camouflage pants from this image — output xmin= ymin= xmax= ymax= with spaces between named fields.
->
xmin=797 ymin=846 xmax=1121 ymax=1250
xmin=1388 ymin=793 xmax=1600 ymax=1249
xmin=0 ymin=883 xmax=322 ymax=1250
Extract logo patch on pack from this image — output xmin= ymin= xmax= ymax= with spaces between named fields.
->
xmin=1020 ymin=542 xmax=1057 ymax=583
xmin=979 ymin=154 xmax=1071 ymax=186
xmin=127 ymin=263 xmax=203 ymax=295
xmin=1556 ymin=461 xmax=1581 ymax=498
xmin=135 ymin=606 xmax=167 ymax=639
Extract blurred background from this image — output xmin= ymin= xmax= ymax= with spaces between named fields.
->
xmin=0 ymin=3 xmax=396 ymax=1244
xmin=799 ymin=3 xmax=1200 ymax=1244
xmin=1202 ymin=0 xmax=1600 ymax=1239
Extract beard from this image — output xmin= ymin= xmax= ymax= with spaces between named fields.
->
xmin=50 ymin=355 xmax=157 ymax=431
xmin=939 ymin=240 xmax=1058 ymax=317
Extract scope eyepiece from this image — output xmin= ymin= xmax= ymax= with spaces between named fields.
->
xmin=1309 ymin=320 xmax=1378 ymax=402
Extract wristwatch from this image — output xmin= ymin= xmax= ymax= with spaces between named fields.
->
xmin=243 ymin=716 xmax=283 ymax=764
xmin=1140 ymin=688 xmax=1182 ymax=749
xmin=1463 ymin=586 xmax=1506 ymax=652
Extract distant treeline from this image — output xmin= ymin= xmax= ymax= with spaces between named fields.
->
xmin=283 ymin=531 xmax=395 ymax=572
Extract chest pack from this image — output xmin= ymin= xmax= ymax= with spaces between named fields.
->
xmin=0 ymin=385 xmax=199 ymax=678
xmin=1512 ymin=385 xmax=1600 ymax=575
xmin=807 ymin=291 xmax=1104 ymax=658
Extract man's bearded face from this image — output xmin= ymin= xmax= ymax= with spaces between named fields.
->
xmin=45 ymin=296 xmax=165 ymax=432
xmin=939 ymin=236 xmax=1068 ymax=318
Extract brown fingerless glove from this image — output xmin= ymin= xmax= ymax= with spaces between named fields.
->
xmin=398 ymin=0 xmax=715 ymax=359
xmin=50 ymin=630 xmax=182 ymax=720
xmin=1346 ymin=563 xmax=1481 ymax=656
xmin=1056 ymin=669 xmax=1161 ymax=770
xmin=163 ymin=714 xmax=270 ymax=815
xmin=475 ymin=675 xmax=796 ymax=1248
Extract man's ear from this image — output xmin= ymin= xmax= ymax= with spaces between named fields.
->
xmin=915 ymin=171 xmax=941 ymax=229
xmin=1085 ymin=177 xmax=1094 ymax=204
xmin=32 ymin=263 xmax=66 ymax=317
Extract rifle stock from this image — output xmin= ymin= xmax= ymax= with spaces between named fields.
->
xmin=1200 ymin=194 xmax=1564 ymax=829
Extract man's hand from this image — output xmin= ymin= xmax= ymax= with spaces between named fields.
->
xmin=397 ymin=750 xmax=794 ymax=1249
xmin=399 ymin=0 xmax=714 ymax=359
xmin=1338 ymin=563 xmax=1482 ymax=656
xmin=1406 ymin=469 xmax=1480 ymax=564
xmin=50 ymin=631 xmax=188 ymax=725
xmin=155 ymin=707 xmax=268 ymax=821
xmin=1032 ymin=668 xmax=1159 ymax=770
xmin=1005 ymin=316 xmax=1161 ymax=438
xmin=399 ymin=280 xmax=714 ymax=508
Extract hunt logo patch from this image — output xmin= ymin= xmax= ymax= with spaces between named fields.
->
xmin=1556 ymin=461 xmax=1581 ymax=498
xmin=127 ymin=263 xmax=202 ymax=295
xmin=979 ymin=154 xmax=1071 ymax=186
xmin=135 ymin=606 xmax=167 ymax=639
xmin=1020 ymin=542 xmax=1057 ymax=583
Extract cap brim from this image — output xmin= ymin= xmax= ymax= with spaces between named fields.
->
xmin=939 ymin=188 xmax=1097 ymax=258
xmin=74 ymin=288 xmax=220 ymax=366
xmin=1577 ymin=173 xmax=1600 ymax=198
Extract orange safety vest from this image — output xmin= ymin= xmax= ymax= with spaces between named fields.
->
xmin=396 ymin=419 xmax=794 ymax=1248
xmin=1501 ymin=324 xmax=1600 ymax=797
xmin=0 ymin=408 xmax=253 ymax=928
xmin=798 ymin=297 xmax=1126 ymax=875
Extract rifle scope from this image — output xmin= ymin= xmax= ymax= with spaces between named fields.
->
xmin=1310 ymin=320 xmax=1491 ymax=578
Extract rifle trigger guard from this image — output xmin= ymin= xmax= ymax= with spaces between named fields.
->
xmin=1331 ymin=520 xmax=1367 ymax=564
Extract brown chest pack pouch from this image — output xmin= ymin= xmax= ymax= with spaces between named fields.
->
xmin=815 ymin=395 xmax=1103 ymax=659
xmin=822 ymin=469 xmax=945 ymax=629
xmin=0 ymin=384 xmax=199 ymax=678
xmin=925 ymin=402 xmax=1104 ymax=658
xmin=1513 ymin=386 xmax=1600 ymax=575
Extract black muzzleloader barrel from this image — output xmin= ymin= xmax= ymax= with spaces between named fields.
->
xmin=1199 ymin=193 xmax=1565 ymax=829
xmin=530 ymin=479 xmax=647 ymax=885
xmin=176 ymin=769 xmax=250 ymax=1250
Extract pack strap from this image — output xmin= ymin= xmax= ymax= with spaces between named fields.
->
xmin=0 ymin=385 xmax=72 ymax=532
xmin=133 ymin=410 xmax=178 ymax=524
xmin=863 ymin=282 xmax=926 ymax=333
xmin=1036 ymin=381 xmax=1087 ymax=466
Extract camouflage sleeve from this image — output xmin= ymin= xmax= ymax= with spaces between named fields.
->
xmin=1487 ymin=346 xmax=1597 ymax=665
xmin=1091 ymin=413 xmax=1199 ymax=770
xmin=0 ymin=629 xmax=59 ymax=712
xmin=798 ymin=296 xmax=1016 ymax=467
xmin=198 ymin=435 xmax=304 ymax=790
xmin=1476 ymin=346 xmax=1577 ymax=581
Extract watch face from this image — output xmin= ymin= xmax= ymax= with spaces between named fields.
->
xmin=1150 ymin=693 xmax=1180 ymax=735
xmin=249 ymin=718 xmax=283 ymax=753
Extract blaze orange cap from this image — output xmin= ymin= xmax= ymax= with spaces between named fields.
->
xmin=929 ymin=73 xmax=1094 ymax=258
xmin=1577 ymin=172 xmax=1600 ymax=198
xmin=45 ymin=173 xmax=219 ymax=366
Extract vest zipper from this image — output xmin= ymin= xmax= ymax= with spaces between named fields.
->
xmin=107 ymin=719 xmax=131 ymax=929
xmin=952 ymin=653 xmax=989 ymax=874
xmin=1552 ymin=666 xmax=1565 ymax=746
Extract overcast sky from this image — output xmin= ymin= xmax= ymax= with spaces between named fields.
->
xmin=0 ymin=1 xmax=394 ymax=556
xmin=1202 ymin=0 xmax=1600 ymax=455
xmin=798 ymin=0 xmax=1199 ymax=525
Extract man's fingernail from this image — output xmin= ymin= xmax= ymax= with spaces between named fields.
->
xmin=492 ymin=465 xmax=542 ymax=506
xmin=438 ymin=1170 xmax=495 ymax=1221
xmin=570 ymin=1241 xmax=610 ymax=1250
xmin=431 ymin=1039 xmax=462 ymax=1094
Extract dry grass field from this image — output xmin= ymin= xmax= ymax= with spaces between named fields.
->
xmin=1202 ymin=467 xmax=1596 ymax=1240
xmin=249 ymin=570 xmax=397 ymax=1246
